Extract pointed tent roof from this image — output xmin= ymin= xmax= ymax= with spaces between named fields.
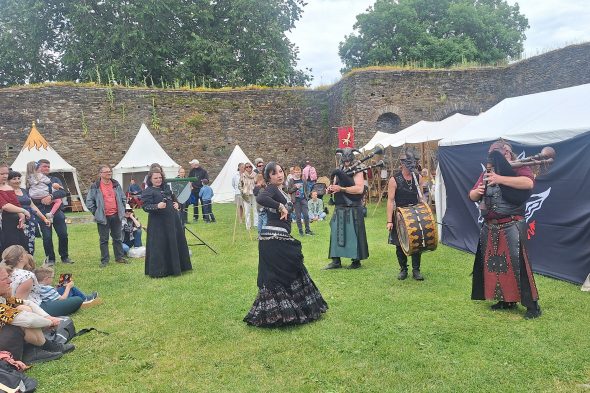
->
xmin=114 ymin=123 xmax=180 ymax=170
xmin=10 ymin=122 xmax=88 ymax=211
xmin=11 ymin=122 xmax=75 ymax=172
xmin=211 ymin=145 xmax=253 ymax=203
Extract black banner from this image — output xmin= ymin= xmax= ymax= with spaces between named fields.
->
xmin=438 ymin=132 xmax=590 ymax=284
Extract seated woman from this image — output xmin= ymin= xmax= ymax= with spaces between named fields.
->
xmin=142 ymin=170 xmax=192 ymax=278
xmin=244 ymin=162 xmax=328 ymax=327
xmin=0 ymin=263 xmax=73 ymax=363
xmin=2 ymin=245 xmax=82 ymax=316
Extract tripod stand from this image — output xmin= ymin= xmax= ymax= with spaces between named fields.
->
xmin=180 ymin=204 xmax=217 ymax=254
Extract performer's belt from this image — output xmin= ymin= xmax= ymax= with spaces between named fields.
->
xmin=485 ymin=215 xmax=523 ymax=225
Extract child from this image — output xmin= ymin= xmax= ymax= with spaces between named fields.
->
xmin=287 ymin=166 xmax=313 ymax=236
xmin=26 ymin=161 xmax=63 ymax=223
xmin=34 ymin=266 xmax=101 ymax=309
xmin=308 ymin=191 xmax=327 ymax=222
xmin=198 ymin=179 xmax=216 ymax=223
xmin=253 ymin=174 xmax=267 ymax=232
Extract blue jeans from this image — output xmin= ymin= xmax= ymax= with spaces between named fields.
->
xmin=57 ymin=285 xmax=89 ymax=301
xmin=257 ymin=209 xmax=268 ymax=232
xmin=202 ymin=199 xmax=215 ymax=222
xmin=37 ymin=205 xmax=69 ymax=262
xmin=123 ymin=229 xmax=143 ymax=254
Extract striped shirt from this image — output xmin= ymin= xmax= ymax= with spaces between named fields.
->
xmin=38 ymin=285 xmax=60 ymax=302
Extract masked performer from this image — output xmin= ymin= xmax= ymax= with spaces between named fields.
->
xmin=323 ymin=148 xmax=369 ymax=270
xmin=244 ymin=162 xmax=327 ymax=327
xmin=468 ymin=140 xmax=541 ymax=319
xmin=386 ymin=149 xmax=425 ymax=280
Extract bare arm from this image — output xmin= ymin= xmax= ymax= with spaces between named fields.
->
xmin=15 ymin=278 xmax=33 ymax=300
xmin=386 ymin=178 xmax=397 ymax=230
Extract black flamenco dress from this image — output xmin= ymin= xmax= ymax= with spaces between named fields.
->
xmin=142 ymin=185 xmax=192 ymax=278
xmin=0 ymin=190 xmax=28 ymax=254
xmin=244 ymin=184 xmax=328 ymax=327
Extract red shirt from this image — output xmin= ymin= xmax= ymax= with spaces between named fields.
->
xmin=99 ymin=181 xmax=118 ymax=216
xmin=0 ymin=190 xmax=21 ymax=209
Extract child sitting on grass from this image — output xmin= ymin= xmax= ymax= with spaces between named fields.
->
xmin=308 ymin=191 xmax=326 ymax=222
xmin=34 ymin=266 xmax=102 ymax=309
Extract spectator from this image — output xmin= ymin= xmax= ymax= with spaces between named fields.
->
xmin=0 ymin=263 xmax=71 ymax=363
xmin=188 ymin=159 xmax=209 ymax=222
xmin=199 ymin=179 xmax=216 ymax=223
xmin=0 ymin=163 xmax=30 ymax=254
xmin=127 ymin=178 xmax=142 ymax=196
xmin=232 ymin=163 xmax=245 ymax=223
xmin=253 ymin=174 xmax=267 ymax=231
xmin=8 ymin=170 xmax=50 ymax=255
xmin=86 ymin=164 xmax=127 ymax=268
xmin=34 ymin=266 xmax=100 ymax=308
xmin=239 ymin=163 xmax=258 ymax=230
xmin=253 ymin=158 xmax=265 ymax=174
xmin=308 ymin=191 xmax=326 ymax=222
xmin=302 ymin=160 xmax=318 ymax=197
xmin=287 ymin=166 xmax=313 ymax=236
xmin=121 ymin=204 xmax=143 ymax=254
xmin=3 ymin=245 xmax=83 ymax=316
xmin=27 ymin=159 xmax=73 ymax=266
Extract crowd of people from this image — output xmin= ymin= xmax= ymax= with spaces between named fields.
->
xmin=0 ymin=140 xmax=543 ymax=386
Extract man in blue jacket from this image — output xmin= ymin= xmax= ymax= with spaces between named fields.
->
xmin=86 ymin=164 xmax=127 ymax=268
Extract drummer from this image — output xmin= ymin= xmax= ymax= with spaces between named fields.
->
xmin=386 ymin=149 xmax=425 ymax=281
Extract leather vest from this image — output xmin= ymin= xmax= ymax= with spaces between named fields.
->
xmin=483 ymin=184 xmax=525 ymax=217
xmin=393 ymin=172 xmax=418 ymax=207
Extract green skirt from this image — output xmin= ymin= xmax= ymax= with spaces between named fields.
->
xmin=328 ymin=206 xmax=369 ymax=260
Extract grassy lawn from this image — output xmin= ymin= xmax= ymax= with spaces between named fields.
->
xmin=28 ymin=203 xmax=590 ymax=393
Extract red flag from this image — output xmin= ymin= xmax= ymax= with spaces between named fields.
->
xmin=338 ymin=126 xmax=354 ymax=148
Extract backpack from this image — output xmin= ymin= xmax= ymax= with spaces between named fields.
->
xmin=44 ymin=317 xmax=76 ymax=344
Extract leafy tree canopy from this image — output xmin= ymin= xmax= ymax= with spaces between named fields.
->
xmin=0 ymin=0 xmax=311 ymax=87
xmin=339 ymin=0 xmax=529 ymax=72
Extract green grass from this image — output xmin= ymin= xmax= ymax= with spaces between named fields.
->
xmin=28 ymin=203 xmax=590 ymax=392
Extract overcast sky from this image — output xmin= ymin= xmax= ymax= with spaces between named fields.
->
xmin=287 ymin=0 xmax=590 ymax=87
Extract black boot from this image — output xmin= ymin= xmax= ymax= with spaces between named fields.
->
xmin=491 ymin=301 xmax=517 ymax=310
xmin=411 ymin=253 xmax=424 ymax=280
xmin=396 ymin=247 xmax=408 ymax=280
xmin=323 ymin=258 xmax=342 ymax=270
xmin=347 ymin=259 xmax=361 ymax=269
xmin=22 ymin=344 xmax=62 ymax=364
xmin=524 ymin=302 xmax=542 ymax=319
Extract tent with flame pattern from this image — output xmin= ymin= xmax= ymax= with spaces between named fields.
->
xmin=10 ymin=122 xmax=88 ymax=211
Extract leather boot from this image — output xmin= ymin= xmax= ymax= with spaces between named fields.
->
xmin=347 ymin=259 xmax=361 ymax=269
xmin=524 ymin=302 xmax=542 ymax=319
xmin=412 ymin=269 xmax=424 ymax=281
xmin=411 ymin=253 xmax=424 ymax=280
xmin=323 ymin=258 xmax=342 ymax=270
xmin=396 ymin=247 xmax=408 ymax=280
xmin=397 ymin=269 xmax=408 ymax=280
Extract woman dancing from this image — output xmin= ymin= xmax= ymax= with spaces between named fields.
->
xmin=244 ymin=162 xmax=327 ymax=327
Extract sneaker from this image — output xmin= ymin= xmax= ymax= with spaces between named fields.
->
xmin=397 ymin=269 xmax=408 ymax=280
xmin=115 ymin=258 xmax=130 ymax=264
xmin=86 ymin=291 xmax=98 ymax=301
xmin=81 ymin=297 xmax=103 ymax=309
xmin=299 ymin=229 xmax=304 ymax=236
xmin=322 ymin=259 xmax=342 ymax=270
xmin=22 ymin=346 xmax=62 ymax=364
xmin=43 ymin=258 xmax=56 ymax=267
xmin=99 ymin=262 xmax=108 ymax=268
xmin=61 ymin=258 xmax=74 ymax=264
xmin=305 ymin=229 xmax=315 ymax=236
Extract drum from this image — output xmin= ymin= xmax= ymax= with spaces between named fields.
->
xmin=395 ymin=202 xmax=438 ymax=256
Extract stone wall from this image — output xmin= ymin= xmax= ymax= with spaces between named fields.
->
xmin=0 ymin=42 xmax=589 ymax=191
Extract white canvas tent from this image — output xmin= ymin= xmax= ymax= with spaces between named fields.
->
xmin=210 ymin=145 xmax=252 ymax=203
xmin=10 ymin=122 xmax=88 ymax=211
xmin=435 ymin=83 xmax=590 ymax=284
xmin=113 ymin=124 xmax=180 ymax=191
xmin=361 ymin=114 xmax=478 ymax=151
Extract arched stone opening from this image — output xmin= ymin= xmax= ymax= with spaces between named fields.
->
xmin=376 ymin=112 xmax=401 ymax=133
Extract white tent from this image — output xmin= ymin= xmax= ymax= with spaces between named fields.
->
xmin=210 ymin=145 xmax=252 ymax=203
xmin=361 ymin=114 xmax=477 ymax=151
xmin=11 ymin=122 xmax=88 ymax=211
xmin=436 ymin=83 xmax=590 ymax=219
xmin=113 ymin=124 xmax=180 ymax=191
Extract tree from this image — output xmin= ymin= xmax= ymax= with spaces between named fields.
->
xmin=338 ymin=0 xmax=529 ymax=72
xmin=0 ymin=0 xmax=311 ymax=87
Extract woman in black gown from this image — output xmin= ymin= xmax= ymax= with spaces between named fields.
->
xmin=244 ymin=162 xmax=327 ymax=327
xmin=142 ymin=170 xmax=192 ymax=278
xmin=0 ymin=163 xmax=29 ymax=254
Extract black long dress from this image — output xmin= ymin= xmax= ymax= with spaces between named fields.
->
xmin=0 ymin=190 xmax=28 ymax=254
xmin=244 ymin=184 xmax=328 ymax=327
xmin=142 ymin=186 xmax=192 ymax=278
